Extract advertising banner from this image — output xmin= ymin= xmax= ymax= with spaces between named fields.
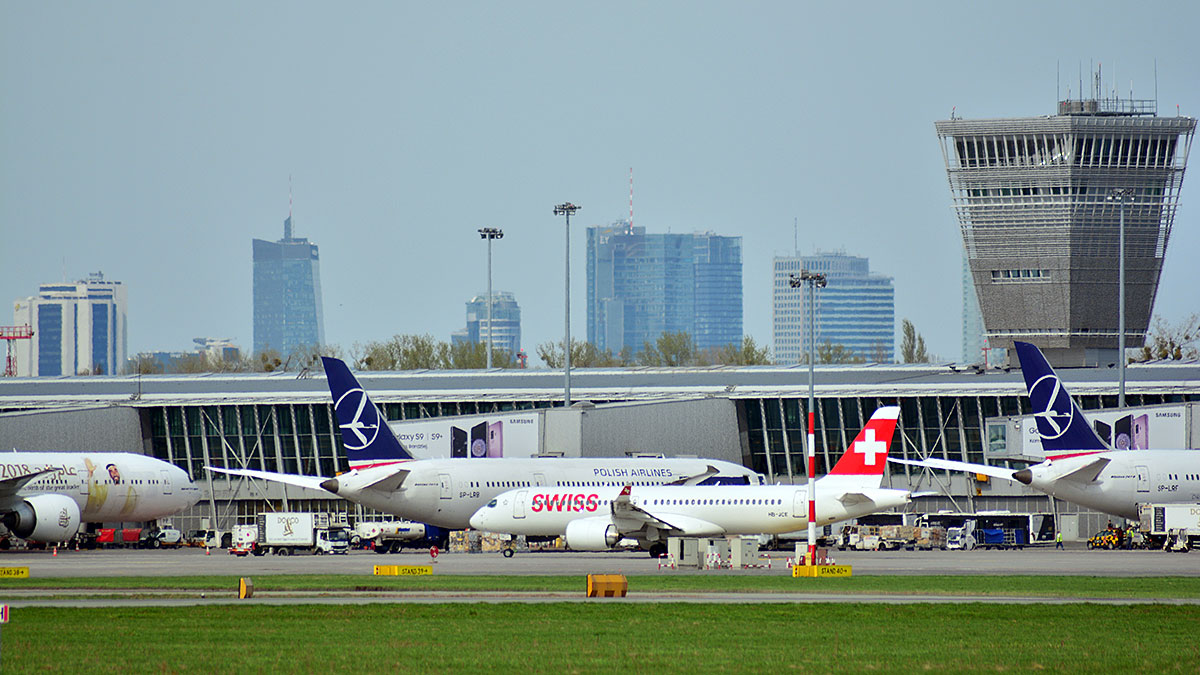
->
xmin=1003 ymin=404 xmax=1189 ymax=459
xmin=389 ymin=411 xmax=541 ymax=459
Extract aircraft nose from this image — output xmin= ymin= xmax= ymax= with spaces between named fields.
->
xmin=320 ymin=478 xmax=340 ymax=494
xmin=468 ymin=511 xmax=486 ymax=530
xmin=1013 ymin=469 xmax=1033 ymax=485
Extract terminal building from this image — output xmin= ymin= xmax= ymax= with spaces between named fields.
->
xmin=2 ymin=362 xmax=1198 ymax=540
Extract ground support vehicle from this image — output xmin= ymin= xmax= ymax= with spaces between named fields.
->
xmin=229 ymin=524 xmax=259 ymax=556
xmin=187 ymin=529 xmax=230 ymax=549
xmin=1138 ymin=503 xmax=1200 ymax=551
xmin=353 ymin=520 xmax=435 ymax=553
xmin=138 ymin=528 xmax=185 ymax=549
xmin=977 ymin=527 xmax=1027 ymax=550
xmin=946 ymin=525 xmax=976 ymax=550
xmin=256 ymin=512 xmax=349 ymax=556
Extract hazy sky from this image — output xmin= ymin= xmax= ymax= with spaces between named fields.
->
xmin=3 ymin=2 xmax=1198 ymax=364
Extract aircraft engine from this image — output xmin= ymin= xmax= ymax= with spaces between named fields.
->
xmin=564 ymin=516 xmax=620 ymax=551
xmin=1 ymin=494 xmax=82 ymax=543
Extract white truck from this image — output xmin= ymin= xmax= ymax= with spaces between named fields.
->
xmin=256 ymin=512 xmax=350 ymax=556
xmin=229 ymin=524 xmax=259 ymax=556
xmin=353 ymin=520 xmax=428 ymax=554
xmin=1138 ymin=503 xmax=1200 ymax=551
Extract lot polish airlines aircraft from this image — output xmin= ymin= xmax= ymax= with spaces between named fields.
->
xmin=470 ymin=407 xmax=909 ymax=557
xmin=207 ymin=358 xmax=761 ymax=538
xmin=892 ymin=341 xmax=1200 ymax=520
xmin=0 ymin=452 xmax=201 ymax=543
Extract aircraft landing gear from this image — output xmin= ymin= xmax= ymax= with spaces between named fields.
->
xmin=647 ymin=542 xmax=667 ymax=559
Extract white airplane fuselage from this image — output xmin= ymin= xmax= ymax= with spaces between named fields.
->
xmin=326 ymin=457 xmax=761 ymax=530
xmin=470 ymin=482 xmax=913 ymax=538
xmin=2 ymin=452 xmax=200 ymax=523
xmin=1020 ymin=450 xmax=1200 ymax=520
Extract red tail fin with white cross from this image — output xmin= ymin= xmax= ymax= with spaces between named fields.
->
xmin=827 ymin=406 xmax=900 ymax=475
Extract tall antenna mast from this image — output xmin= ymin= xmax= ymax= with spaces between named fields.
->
xmin=285 ymin=174 xmax=294 ymax=240
xmin=794 ymin=217 xmax=799 ymax=254
xmin=628 ymin=167 xmax=634 ymax=233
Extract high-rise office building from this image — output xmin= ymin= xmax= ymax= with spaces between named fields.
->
xmin=773 ymin=251 xmax=894 ymax=364
xmin=936 ymin=79 xmax=1195 ymax=366
xmin=451 ymin=291 xmax=521 ymax=357
xmin=587 ymin=223 xmax=742 ymax=355
xmin=12 ymin=272 xmax=128 ymax=376
xmin=252 ymin=214 xmax=324 ymax=357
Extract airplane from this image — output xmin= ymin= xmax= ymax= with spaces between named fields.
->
xmin=469 ymin=406 xmax=910 ymax=558
xmin=0 ymin=451 xmax=201 ymax=544
xmin=891 ymin=341 xmax=1200 ymax=520
xmin=206 ymin=357 xmax=763 ymax=544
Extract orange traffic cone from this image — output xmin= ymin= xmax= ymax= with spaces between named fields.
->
xmin=205 ymin=546 xmax=211 ymax=556
xmin=52 ymin=546 xmax=57 ymax=557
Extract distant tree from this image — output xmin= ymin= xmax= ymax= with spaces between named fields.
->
xmin=638 ymin=332 xmax=695 ymax=367
xmin=816 ymin=341 xmax=864 ymax=364
xmin=1135 ymin=314 xmax=1200 ymax=361
xmin=357 ymin=335 xmax=442 ymax=370
xmin=699 ymin=336 xmax=772 ymax=366
xmin=125 ymin=354 xmax=163 ymax=375
xmin=536 ymin=339 xmax=622 ymax=368
xmin=900 ymin=319 xmax=929 ymax=363
xmin=255 ymin=349 xmax=284 ymax=373
xmin=868 ymin=341 xmax=889 ymax=364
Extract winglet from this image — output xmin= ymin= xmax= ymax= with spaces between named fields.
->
xmin=1013 ymin=342 xmax=1108 ymax=456
xmin=321 ymin=357 xmax=414 ymax=468
xmin=828 ymin=406 xmax=900 ymax=476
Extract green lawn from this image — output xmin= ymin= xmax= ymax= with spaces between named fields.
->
xmin=2 ymin=603 xmax=1198 ymax=673
xmin=3 ymin=574 xmax=1200 ymax=598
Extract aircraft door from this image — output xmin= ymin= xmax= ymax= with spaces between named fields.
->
xmin=1135 ymin=466 xmax=1149 ymax=493
xmin=792 ymin=489 xmax=806 ymax=519
xmin=438 ymin=473 xmax=453 ymax=500
xmin=514 ymin=490 xmax=528 ymax=519
xmin=160 ymin=470 xmax=173 ymax=495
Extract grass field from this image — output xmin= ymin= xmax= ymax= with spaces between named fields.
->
xmin=3 ymin=573 xmax=1200 ymax=598
xmin=2 ymin=603 xmax=1198 ymax=673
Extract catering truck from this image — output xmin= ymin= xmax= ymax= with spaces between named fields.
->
xmin=256 ymin=512 xmax=350 ymax=556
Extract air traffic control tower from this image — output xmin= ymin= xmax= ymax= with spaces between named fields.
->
xmin=936 ymin=84 xmax=1194 ymax=367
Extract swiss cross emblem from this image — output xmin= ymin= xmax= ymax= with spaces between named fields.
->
xmin=852 ymin=428 xmax=887 ymax=466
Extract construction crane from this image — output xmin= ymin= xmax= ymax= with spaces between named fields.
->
xmin=1 ymin=325 xmax=33 ymax=376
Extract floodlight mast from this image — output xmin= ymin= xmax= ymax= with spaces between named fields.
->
xmin=790 ymin=270 xmax=826 ymax=566
xmin=553 ymin=202 xmax=580 ymax=406
xmin=1107 ymin=188 xmax=1133 ymax=409
xmin=478 ymin=228 xmax=504 ymax=369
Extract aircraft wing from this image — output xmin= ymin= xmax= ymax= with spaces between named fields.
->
xmin=889 ymin=457 xmax=1017 ymax=482
xmin=665 ymin=465 xmax=719 ymax=486
xmin=347 ymin=464 xmax=411 ymax=493
xmin=0 ymin=468 xmax=58 ymax=506
xmin=1054 ymin=457 xmax=1110 ymax=484
xmin=205 ymin=466 xmax=332 ymax=493
xmin=610 ymin=486 xmax=725 ymax=537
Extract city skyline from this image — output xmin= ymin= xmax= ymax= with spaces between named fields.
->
xmin=2 ymin=4 xmax=1198 ymax=365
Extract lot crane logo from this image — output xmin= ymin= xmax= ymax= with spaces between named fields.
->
xmin=335 ymin=387 xmax=380 ymax=450
xmin=1030 ymin=374 xmax=1073 ymax=440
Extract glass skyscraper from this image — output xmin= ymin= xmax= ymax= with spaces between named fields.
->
xmin=773 ymin=251 xmax=894 ymax=364
xmin=451 ymin=291 xmax=522 ymax=357
xmin=252 ymin=215 xmax=324 ymax=357
xmin=12 ymin=272 xmax=128 ymax=376
xmin=587 ymin=223 xmax=742 ymax=354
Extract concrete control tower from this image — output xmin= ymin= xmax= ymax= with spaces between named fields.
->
xmin=936 ymin=78 xmax=1194 ymax=366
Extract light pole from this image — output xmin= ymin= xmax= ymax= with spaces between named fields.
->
xmin=553 ymin=202 xmax=580 ymax=406
xmin=478 ymin=227 xmax=504 ymax=369
xmin=790 ymin=269 xmax=826 ymax=566
xmin=1107 ymin=188 xmax=1134 ymax=408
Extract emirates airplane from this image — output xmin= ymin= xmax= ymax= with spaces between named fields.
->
xmin=469 ymin=407 xmax=909 ymax=557
xmin=208 ymin=358 xmax=762 ymax=541
xmin=0 ymin=452 xmax=200 ymax=544
xmin=892 ymin=341 xmax=1200 ymax=520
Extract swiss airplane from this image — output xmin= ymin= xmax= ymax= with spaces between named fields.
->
xmin=207 ymin=357 xmax=762 ymax=538
xmin=892 ymin=341 xmax=1200 ymax=519
xmin=469 ymin=406 xmax=909 ymax=557
xmin=0 ymin=452 xmax=201 ymax=543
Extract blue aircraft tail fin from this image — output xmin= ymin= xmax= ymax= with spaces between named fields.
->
xmin=1013 ymin=342 xmax=1109 ymax=455
xmin=321 ymin=357 xmax=414 ymax=467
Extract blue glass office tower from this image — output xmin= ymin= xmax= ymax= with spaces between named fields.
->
xmin=253 ymin=215 xmax=324 ymax=357
xmin=587 ymin=223 xmax=742 ymax=354
xmin=12 ymin=272 xmax=127 ymax=376
xmin=773 ymin=251 xmax=894 ymax=363
xmin=451 ymin=291 xmax=522 ymax=356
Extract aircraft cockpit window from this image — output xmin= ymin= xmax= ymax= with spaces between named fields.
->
xmin=486 ymin=499 xmax=498 ymax=508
